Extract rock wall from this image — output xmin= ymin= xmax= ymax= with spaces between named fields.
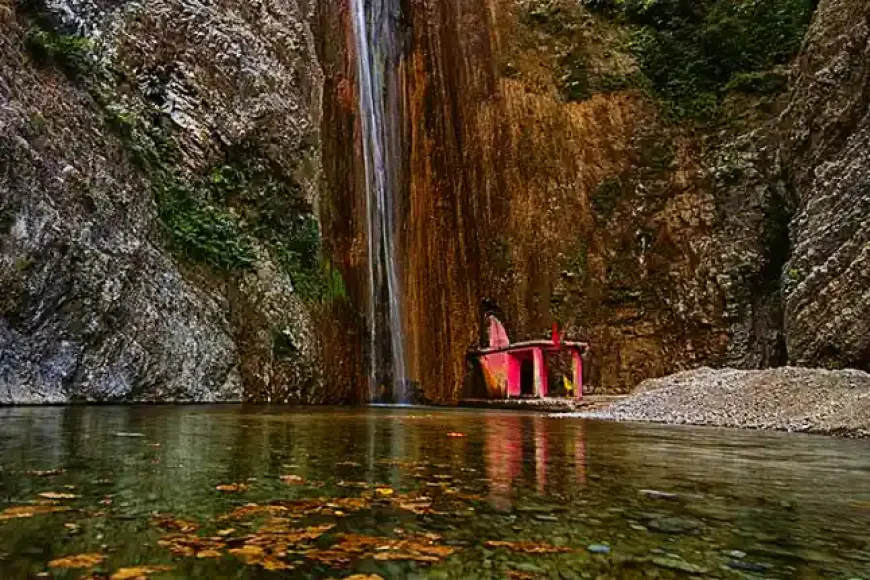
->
xmin=0 ymin=0 xmax=355 ymax=403
xmin=324 ymin=0 xmax=868 ymax=402
xmin=780 ymin=0 xmax=870 ymax=371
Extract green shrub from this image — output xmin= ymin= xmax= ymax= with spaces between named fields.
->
xmin=153 ymin=177 xmax=256 ymax=272
xmin=589 ymin=0 xmax=814 ymax=120
xmin=25 ymin=27 xmax=94 ymax=77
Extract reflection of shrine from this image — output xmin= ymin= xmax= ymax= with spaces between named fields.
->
xmin=484 ymin=415 xmax=587 ymax=509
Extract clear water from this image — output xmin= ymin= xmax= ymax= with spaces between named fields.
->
xmin=1 ymin=406 xmax=869 ymax=579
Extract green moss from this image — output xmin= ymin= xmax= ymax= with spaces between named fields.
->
xmin=25 ymin=26 xmax=94 ymax=78
xmin=153 ymin=175 xmax=256 ymax=272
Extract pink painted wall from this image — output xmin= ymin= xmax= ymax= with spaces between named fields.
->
xmin=488 ymin=315 xmax=510 ymax=349
xmin=480 ymin=352 xmax=510 ymax=398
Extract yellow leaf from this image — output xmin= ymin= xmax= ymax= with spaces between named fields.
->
xmin=229 ymin=545 xmax=265 ymax=559
xmin=196 ymin=549 xmax=223 ymax=559
xmin=48 ymin=553 xmax=105 ymax=569
xmin=215 ymin=483 xmax=249 ymax=492
xmin=110 ymin=565 xmax=173 ymax=579
xmin=375 ymin=487 xmax=394 ymax=497
xmin=0 ymin=505 xmax=70 ymax=520
xmin=38 ymin=492 xmax=79 ymax=500
xmin=483 ymin=540 xmax=573 ymax=554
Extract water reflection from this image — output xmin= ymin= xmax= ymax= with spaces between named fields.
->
xmin=1 ymin=406 xmax=869 ymax=579
xmin=484 ymin=415 xmax=587 ymax=509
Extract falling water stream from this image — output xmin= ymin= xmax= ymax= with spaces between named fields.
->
xmin=350 ymin=0 xmax=409 ymax=403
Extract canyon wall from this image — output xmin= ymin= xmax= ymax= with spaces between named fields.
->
xmin=324 ymin=0 xmax=869 ymax=402
xmin=0 ymin=0 xmax=357 ymax=403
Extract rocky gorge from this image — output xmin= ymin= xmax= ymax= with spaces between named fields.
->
xmin=1 ymin=0 xmax=869 ymax=406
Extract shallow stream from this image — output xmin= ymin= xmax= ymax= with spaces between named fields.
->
xmin=1 ymin=406 xmax=868 ymax=578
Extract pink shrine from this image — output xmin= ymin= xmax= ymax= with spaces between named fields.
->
xmin=470 ymin=316 xmax=589 ymax=400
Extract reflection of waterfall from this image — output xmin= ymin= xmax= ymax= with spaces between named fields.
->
xmin=350 ymin=0 xmax=408 ymax=403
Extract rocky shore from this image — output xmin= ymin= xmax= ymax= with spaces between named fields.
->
xmin=559 ymin=367 xmax=870 ymax=437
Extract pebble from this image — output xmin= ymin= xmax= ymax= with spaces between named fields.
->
xmin=728 ymin=549 xmax=746 ymax=559
xmin=587 ymin=544 xmax=611 ymax=554
xmin=647 ymin=517 xmax=701 ymax=534
xmin=512 ymin=562 xmax=545 ymax=574
xmin=651 ymin=556 xmax=709 ymax=574
xmin=726 ymin=560 xmax=771 ymax=573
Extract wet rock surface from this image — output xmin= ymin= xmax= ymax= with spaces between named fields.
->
xmin=779 ymin=0 xmax=870 ymax=372
xmin=0 ymin=0 xmax=332 ymax=402
xmin=568 ymin=367 xmax=870 ymax=437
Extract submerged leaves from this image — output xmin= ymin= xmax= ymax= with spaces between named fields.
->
xmin=484 ymin=540 xmax=574 ymax=554
xmin=48 ymin=553 xmax=105 ymax=568
xmin=215 ymin=483 xmax=249 ymax=492
xmin=110 ymin=565 xmax=173 ymax=580
xmin=38 ymin=491 xmax=79 ymax=500
xmin=307 ymin=533 xmax=456 ymax=566
xmin=0 ymin=505 xmax=71 ymax=520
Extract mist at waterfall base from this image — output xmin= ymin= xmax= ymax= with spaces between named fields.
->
xmin=350 ymin=0 xmax=412 ymax=404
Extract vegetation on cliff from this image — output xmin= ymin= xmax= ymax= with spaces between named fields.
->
xmin=524 ymin=0 xmax=815 ymax=119
xmin=22 ymin=14 xmax=344 ymax=303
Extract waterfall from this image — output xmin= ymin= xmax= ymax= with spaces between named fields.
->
xmin=350 ymin=0 xmax=409 ymax=403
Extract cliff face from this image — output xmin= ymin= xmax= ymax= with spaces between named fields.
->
xmin=780 ymin=0 xmax=870 ymax=371
xmin=325 ymin=0 xmax=869 ymax=402
xmin=0 ymin=0 xmax=355 ymax=403
xmin=363 ymin=0 xmax=803 ymax=400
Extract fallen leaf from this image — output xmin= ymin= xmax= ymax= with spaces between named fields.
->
xmin=483 ymin=540 xmax=573 ymax=554
xmin=344 ymin=576 xmax=384 ymax=580
xmin=335 ymin=461 xmax=362 ymax=468
xmin=110 ymin=565 xmax=173 ymax=580
xmin=27 ymin=469 xmax=64 ymax=477
xmin=280 ymin=474 xmax=304 ymax=485
xmin=229 ymin=545 xmax=265 ymax=558
xmin=196 ymin=549 xmax=223 ymax=559
xmin=216 ymin=528 xmax=236 ymax=537
xmin=0 ymin=505 xmax=70 ymax=520
xmin=150 ymin=515 xmax=199 ymax=533
xmin=372 ymin=552 xmax=439 ymax=562
xmin=506 ymin=571 xmax=537 ymax=580
xmin=215 ymin=483 xmax=249 ymax=492
xmin=38 ymin=492 xmax=79 ymax=500
xmin=446 ymin=432 xmax=466 ymax=438
xmin=375 ymin=487 xmax=394 ymax=497
xmin=48 ymin=553 xmax=105 ymax=569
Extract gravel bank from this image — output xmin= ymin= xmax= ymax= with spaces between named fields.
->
xmin=558 ymin=367 xmax=870 ymax=437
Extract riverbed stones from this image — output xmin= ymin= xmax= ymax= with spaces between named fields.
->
xmin=647 ymin=517 xmax=702 ymax=535
xmin=651 ymin=556 xmax=709 ymax=574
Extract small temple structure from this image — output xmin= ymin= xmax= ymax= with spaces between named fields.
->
xmin=469 ymin=316 xmax=589 ymax=400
